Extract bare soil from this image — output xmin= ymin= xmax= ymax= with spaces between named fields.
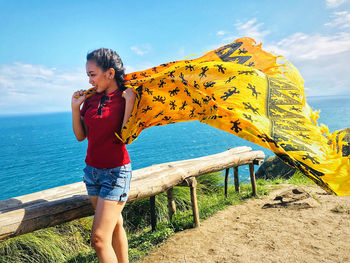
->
xmin=138 ymin=184 xmax=350 ymax=263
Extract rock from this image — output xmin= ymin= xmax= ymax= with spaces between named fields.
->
xmin=262 ymin=188 xmax=320 ymax=210
xmin=273 ymin=187 xmax=310 ymax=203
xmin=256 ymin=155 xmax=296 ymax=180
xmin=338 ymin=128 xmax=350 ymax=157
xmin=328 ymin=127 xmax=350 ymax=157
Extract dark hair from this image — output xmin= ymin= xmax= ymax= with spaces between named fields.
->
xmin=86 ymin=48 xmax=126 ymax=91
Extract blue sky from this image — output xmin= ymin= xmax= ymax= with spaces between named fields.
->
xmin=1 ymin=0 xmax=350 ymax=115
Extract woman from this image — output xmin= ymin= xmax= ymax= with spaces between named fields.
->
xmin=71 ymin=48 xmax=135 ymax=263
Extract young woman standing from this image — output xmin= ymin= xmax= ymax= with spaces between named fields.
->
xmin=71 ymin=48 xmax=135 ymax=263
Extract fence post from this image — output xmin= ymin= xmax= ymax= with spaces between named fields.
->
xmin=189 ymin=177 xmax=200 ymax=228
xmin=249 ymin=163 xmax=257 ymax=196
xmin=150 ymin=195 xmax=156 ymax=231
xmin=224 ymin=168 xmax=230 ymax=198
xmin=178 ymin=177 xmax=200 ymax=227
xmin=234 ymin=166 xmax=240 ymax=193
xmin=167 ymin=187 xmax=176 ymax=220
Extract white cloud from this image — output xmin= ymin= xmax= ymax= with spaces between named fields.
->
xmin=293 ymin=51 xmax=350 ymax=97
xmin=216 ymin=30 xmax=226 ymax=36
xmin=0 ymin=63 xmax=86 ymax=115
xmin=324 ymin=11 xmax=350 ymax=28
xmin=125 ymin=63 xmax=154 ymax=73
xmin=216 ymin=18 xmax=270 ymax=44
xmin=326 ymin=0 xmax=348 ymax=8
xmin=264 ymin=32 xmax=350 ymax=96
xmin=130 ymin=44 xmax=152 ymax=56
xmin=0 ymin=61 xmax=161 ymax=114
xmin=234 ymin=18 xmax=270 ymax=42
xmin=265 ymin=32 xmax=350 ymax=60
xmin=213 ymin=16 xmax=350 ymax=96
xmin=124 ymin=65 xmax=138 ymax=74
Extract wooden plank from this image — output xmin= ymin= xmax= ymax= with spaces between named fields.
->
xmin=130 ymin=146 xmax=252 ymax=182
xmin=0 ymin=182 xmax=87 ymax=214
xmin=0 ymin=195 xmax=94 ymax=241
xmin=127 ymin=150 xmax=264 ymax=202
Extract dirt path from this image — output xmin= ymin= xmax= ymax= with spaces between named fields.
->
xmin=138 ymin=184 xmax=350 ymax=263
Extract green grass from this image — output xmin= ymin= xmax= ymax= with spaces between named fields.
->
xmin=0 ymin=217 xmax=93 ymax=263
xmin=0 ymin=172 xmax=309 ymax=263
xmin=287 ymin=171 xmax=315 ymax=185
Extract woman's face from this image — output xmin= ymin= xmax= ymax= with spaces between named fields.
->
xmin=86 ymin=60 xmax=111 ymax=93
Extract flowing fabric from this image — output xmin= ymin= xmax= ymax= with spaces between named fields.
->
xmin=117 ymin=37 xmax=350 ymax=196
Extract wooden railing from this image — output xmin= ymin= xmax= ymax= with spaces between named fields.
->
xmin=0 ymin=146 xmax=264 ymax=241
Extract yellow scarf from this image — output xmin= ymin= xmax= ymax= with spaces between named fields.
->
xmin=118 ymin=37 xmax=350 ymax=196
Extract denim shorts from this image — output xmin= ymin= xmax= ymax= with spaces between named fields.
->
xmin=83 ymin=163 xmax=132 ymax=202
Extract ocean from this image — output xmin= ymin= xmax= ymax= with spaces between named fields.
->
xmin=0 ymin=95 xmax=349 ymax=200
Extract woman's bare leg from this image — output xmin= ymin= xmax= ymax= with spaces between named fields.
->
xmin=112 ymin=214 xmax=129 ymax=262
xmin=90 ymin=197 xmax=127 ymax=263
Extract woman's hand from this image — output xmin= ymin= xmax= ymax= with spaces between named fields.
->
xmin=71 ymin=90 xmax=86 ymax=110
xmin=71 ymin=90 xmax=87 ymax=141
xmin=122 ymin=88 xmax=136 ymax=102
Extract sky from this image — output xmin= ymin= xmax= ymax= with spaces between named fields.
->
xmin=0 ymin=0 xmax=350 ymax=115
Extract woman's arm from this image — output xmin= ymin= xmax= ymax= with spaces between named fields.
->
xmin=122 ymin=88 xmax=136 ymax=128
xmin=72 ymin=90 xmax=87 ymax=141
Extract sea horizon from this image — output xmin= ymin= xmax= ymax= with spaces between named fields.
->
xmin=0 ymin=94 xmax=349 ymax=118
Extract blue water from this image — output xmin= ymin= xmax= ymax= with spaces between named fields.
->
xmin=0 ymin=95 xmax=349 ymax=200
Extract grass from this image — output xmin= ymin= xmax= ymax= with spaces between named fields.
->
xmin=0 ymin=171 xmax=310 ymax=263
xmin=0 ymin=218 xmax=93 ymax=263
xmin=287 ymin=171 xmax=315 ymax=185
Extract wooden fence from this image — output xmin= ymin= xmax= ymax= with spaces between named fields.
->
xmin=0 ymin=146 xmax=264 ymax=241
